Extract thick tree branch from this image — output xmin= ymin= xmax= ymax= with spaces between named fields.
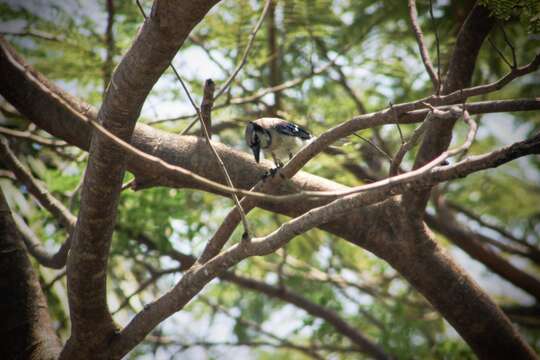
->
xmin=59 ymin=1 xmax=222 ymax=358
xmin=0 ymin=188 xmax=62 ymax=359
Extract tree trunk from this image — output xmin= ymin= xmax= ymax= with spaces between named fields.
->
xmin=0 ymin=188 xmax=62 ymax=360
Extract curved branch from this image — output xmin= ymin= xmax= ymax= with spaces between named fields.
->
xmin=12 ymin=213 xmax=71 ymax=269
xmin=133 ymin=234 xmax=390 ymax=360
xmin=426 ymin=210 xmax=540 ymax=301
xmin=408 ymin=0 xmax=439 ymax=91
xmin=222 ymin=273 xmax=392 ymax=360
xmin=0 ymin=137 xmax=77 ymax=232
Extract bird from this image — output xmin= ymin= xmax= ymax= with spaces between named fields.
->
xmin=245 ymin=117 xmax=312 ymax=168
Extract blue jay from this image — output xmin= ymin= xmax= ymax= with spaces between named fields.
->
xmin=245 ymin=117 xmax=312 ymax=167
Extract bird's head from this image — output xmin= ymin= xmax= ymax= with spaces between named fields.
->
xmin=245 ymin=121 xmax=264 ymax=163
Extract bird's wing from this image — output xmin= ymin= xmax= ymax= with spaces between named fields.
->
xmin=273 ymin=120 xmax=312 ymax=140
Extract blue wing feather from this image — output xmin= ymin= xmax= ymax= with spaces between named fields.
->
xmin=275 ymin=122 xmax=311 ymax=140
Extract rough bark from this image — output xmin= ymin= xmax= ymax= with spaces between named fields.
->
xmin=0 ymin=188 xmax=62 ymax=360
xmin=58 ymin=1 xmax=221 ymax=358
xmin=374 ymin=202 xmax=537 ymax=359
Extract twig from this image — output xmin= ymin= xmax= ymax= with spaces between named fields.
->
xmin=172 ymin=67 xmax=251 ymax=237
xmin=213 ymin=0 xmax=273 ymax=100
xmin=0 ymin=126 xmax=68 ymax=147
xmin=0 ymin=136 xmax=76 ymax=231
xmin=12 ymin=213 xmax=71 ymax=269
xmin=135 ymin=0 xmax=146 ymax=18
xmin=488 ymin=37 xmax=512 ymax=69
xmin=389 ymin=115 xmax=432 ymax=176
xmin=499 ymin=24 xmax=517 ymax=69
xmin=390 ymin=104 xmax=462 ymax=175
xmin=408 ymin=0 xmax=439 ymax=92
xmin=0 ymin=29 xmax=65 ymax=42
xmin=352 ymin=133 xmax=393 ymax=163
xmin=43 ymin=269 xmax=67 ymax=292
xmin=103 ymin=0 xmax=116 ymax=93
xmin=176 ymin=0 xmax=272 ymax=133
xmin=429 ymin=0 xmax=441 ymax=94
xmin=112 ymin=266 xmax=181 ymax=315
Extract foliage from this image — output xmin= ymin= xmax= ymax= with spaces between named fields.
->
xmin=479 ymin=0 xmax=540 ymax=33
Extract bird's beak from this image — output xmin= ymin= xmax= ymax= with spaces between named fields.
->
xmin=251 ymin=144 xmax=260 ymax=163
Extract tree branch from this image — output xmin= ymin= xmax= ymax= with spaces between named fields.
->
xmin=60 ymin=1 xmax=223 ymax=358
xmin=213 ymin=0 xmax=272 ymax=100
xmin=0 ymin=137 xmax=76 ymax=232
xmin=222 ymin=272 xmax=392 ymax=360
xmin=12 ymin=213 xmax=71 ymax=269
xmin=0 ymin=126 xmax=68 ymax=147
xmin=408 ymin=0 xmax=439 ymax=91
xmin=407 ymin=3 xmax=496 ymax=211
xmin=426 ymin=199 xmax=540 ymax=301
xmin=0 ymin=188 xmax=62 ymax=359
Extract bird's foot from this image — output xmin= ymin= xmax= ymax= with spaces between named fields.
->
xmin=261 ymin=166 xmax=285 ymax=181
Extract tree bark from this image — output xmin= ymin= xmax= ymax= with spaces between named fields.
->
xmin=0 ymin=188 xmax=62 ymax=360
xmin=58 ymin=1 xmax=222 ymax=358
